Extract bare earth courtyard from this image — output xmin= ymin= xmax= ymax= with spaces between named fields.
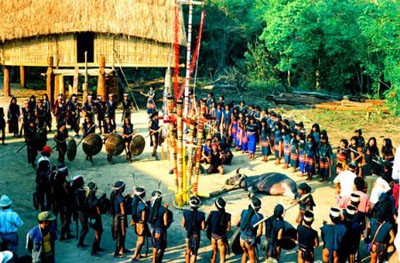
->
xmin=0 ymin=96 xmax=398 ymax=263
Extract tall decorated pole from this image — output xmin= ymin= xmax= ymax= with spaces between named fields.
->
xmin=183 ymin=1 xmax=193 ymax=118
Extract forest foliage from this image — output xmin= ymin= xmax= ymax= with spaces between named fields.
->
xmin=190 ymin=0 xmax=400 ymax=113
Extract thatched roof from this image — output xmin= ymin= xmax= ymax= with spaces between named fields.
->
xmin=0 ymin=0 xmax=185 ymax=44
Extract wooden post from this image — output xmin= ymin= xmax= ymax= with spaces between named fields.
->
xmin=20 ymin=66 xmax=26 ymax=89
xmin=59 ymin=75 xmax=65 ymax=96
xmin=97 ymin=56 xmax=106 ymax=99
xmin=54 ymin=75 xmax=60 ymax=102
xmin=46 ymin=57 xmax=54 ymax=105
xmin=3 ymin=66 xmax=10 ymax=97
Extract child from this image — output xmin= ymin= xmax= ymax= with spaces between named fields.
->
xmin=293 ymin=182 xmax=315 ymax=225
xmin=282 ymin=126 xmax=291 ymax=169
xmin=304 ymin=135 xmax=316 ymax=180
xmin=290 ymin=130 xmax=299 ymax=172
xmin=260 ymin=119 xmax=271 ymax=162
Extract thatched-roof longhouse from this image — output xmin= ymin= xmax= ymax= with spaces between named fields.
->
xmin=0 ymin=0 xmax=186 ymax=101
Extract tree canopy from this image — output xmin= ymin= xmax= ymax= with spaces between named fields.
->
xmin=193 ymin=0 xmax=400 ymax=113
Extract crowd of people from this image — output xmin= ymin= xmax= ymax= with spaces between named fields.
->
xmin=0 ymin=90 xmax=399 ymax=263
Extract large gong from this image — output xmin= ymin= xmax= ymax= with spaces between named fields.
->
xmin=105 ymin=134 xmax=124 ymax=156
xmin=66 ymin=138 xmax=77 ymax=161
xmin=129 ymin=134 xmax=145 ymax=156
xmin=82 ymin=133 xmax=102 ymax=156
xmin=33 ymin=128 xmax=47 ymax=151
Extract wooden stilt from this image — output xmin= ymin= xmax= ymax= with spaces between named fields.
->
xmin=97 ymin=56 xmax=106 ymax=99
xmin=3 ymin=66 xmax=10 ymax=97
xmin=20 ymin=66 xmax=26 ymax=89
xmin=46 ymin=57 xmax=54 ymax=105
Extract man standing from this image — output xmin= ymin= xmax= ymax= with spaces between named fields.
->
xmin=206 ymin=197 xmax=231 ymax=263
xmin=130 ymin=187 xmax=148 ymax=262
xmin=110 ymin=181 xmax=129 ymax=257
xmin=106 ymin=94 xmax=117 ymax=126
xmin=70 ymin=175 xmax=89 ymax=248
xmin=182 ymin=196 xmax=206 ymax=263
xmin=148 ymin=190 xmax=169 ymax=263
xmin=149 ymin=112 xmax=160 ymax=159
xmin=237 ymin=197 xmax=263 ymax=263
xmin=334 ymin=163 xmax=358 ymax=202
xmin=54 ymin=121 xmax=69 ymax=164
xmin=0 ymin=195 xmax=23 ymax=256
xmin=26 ymin=211 xmax=57 ymax=263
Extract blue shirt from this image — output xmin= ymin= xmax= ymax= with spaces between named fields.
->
xmin=0 ymin=208 xmax=23 ymax=233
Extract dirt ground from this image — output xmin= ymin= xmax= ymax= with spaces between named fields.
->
xmin=0 ymin=91 xmax=399 ymax=263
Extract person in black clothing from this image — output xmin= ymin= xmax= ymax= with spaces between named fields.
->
xmin=103 ymin=114 xmax=116 ymax=164
xmin=297 ymin=211 xmax=319 ymax=263
xmin=20 ymin=99 xmax=31 ymax=137
xmin=83 ymin=95 xmax=96 ymax=120
xmin=28 ymin=95 xmax=37 ymax=114
xmin=7 ymin=96 xmax=20 ymax=137
xmin=130 ymin=186 xmax=148 ymax=262
xmin=122 ymin=117 xmax=135 ymax=163
xmin=265 ymin=204 xmax=286 ymax=261
xmin=106 ymin=94 xmax=117 ymax=126
xmin=42 ymin=94 xmax=52 ymax=132
xmin=35 ymin=155 xmax=53 ymax=211
xmin=342 ymin=205 xmax=363 ymax=263
xmin=354 ymin=129 xmax=365 ymax=148
xmin=95 ymin=95 xmax=106 ymax=134
xmin=110 ymin=181 xmax=129 ymax=257
xmin=70 ymin=175 xmax=89 ymax=249
xmin=182 ymin=196 xmax=206 ymax=263
xmin=148 ymin=190 xmax=169 ymax=263
xmin=85 ymin=182 xmax=105 ymax=256
xmin=54 ymin=121 xmax=69 ymax=164
xmin=206 ymin=197 xmax=231 ymax=263
xmin=149 ymin=111 xmax=160 ymax=159
xmin=122 ymin=93 xmax=132 ymax=122
xmin=35 ymin=99 xmax=47 ymax=130
xmin=51 ymin=165 xmax=74 ymax=241
xmin=82 ymin=115 xmax=96 ymax=162
xmin=207 ymin=143 xmax=224 ymax=175
xmin=66 ymin=94 xmax=81 ymax=136
xmin=25 ymin=119 xmax=38 ymax=166
xmin=0 ymin=107 xmax=6 ymax=145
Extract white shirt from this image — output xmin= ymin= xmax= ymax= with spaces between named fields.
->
xmin=370 ymin=176 xmax=391 ymax=205
xmin=392 ymin=144 xmax=400 ymax=181
xmin=334 ymin=170 xmax=357 ymax=197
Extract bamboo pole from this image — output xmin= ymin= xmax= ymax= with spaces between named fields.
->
xmin=19 ymin=66 xmax=25 ymax=89
xmin=185 ymin=119 xmax=196 ymax=202
xmin=46 ymin=57 xmax=54 ymax=105
xmin=170 ymin=122 xmax=178 ymax=197
xmin=176 ymin=100 xmax=184 ymax=206
xmin=193 ymin=102 xmax=206 ymax=196
xmin=97 ymin=55 xmax=106 ymax=99
xmin=3 ymin=66 xmax=10 ymax=97
xmin=183 ymin=2 xmax=193 ymax=118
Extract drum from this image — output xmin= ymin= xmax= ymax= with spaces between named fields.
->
xmin=278 ymin=222 xmax=297 ymax=250
xmin=98 ymin=196 xmax=111 ymax=214
xmin=82 ymin=133 xmax=102 ymax=156
xmin=105 ymin=134 xmax=124 ymax=156
xmin=129 ymin=134 xmax=145 ymax=156
xmin=66 ymin=138 xmax=77 ymax=161
xmin=33 ymin=128 xmax=47 ymax=151
xmin=230 ymin=228 xmax=243 ymax=255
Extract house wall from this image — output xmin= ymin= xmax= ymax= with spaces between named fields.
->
xmin=1 ymin=33 xmax=173 ymax=68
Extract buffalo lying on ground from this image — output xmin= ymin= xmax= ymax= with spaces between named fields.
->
xmin=224 ymin=168 xmax=298 ymax=198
